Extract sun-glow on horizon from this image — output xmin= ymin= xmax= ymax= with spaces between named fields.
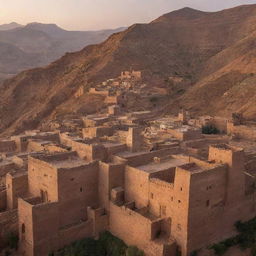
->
xmin=0 ymin=0 xmax=256 ymax=31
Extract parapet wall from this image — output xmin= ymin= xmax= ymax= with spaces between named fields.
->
xmin=82 ymin=127 xmax=114 ymax=138
xmin=58 ymin=220 xmax=93 ymax=249
xmin=71 ymin=140 xmax=107 ymax=161
xmin=109 ymin=202 xmax=165 ymax=256
xmin=168 ymin=128 xmax=202 ymax=141
xmin=227 ymin=122 xmax=256 ymax=140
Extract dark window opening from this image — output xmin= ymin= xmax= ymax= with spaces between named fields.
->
xmin=80 ymin=187 xmax=83 ymax=192
xmin=22 ymin=223 xmax=25 ymax=234
xmin=206 ymin=200 xmax=210 ymax=207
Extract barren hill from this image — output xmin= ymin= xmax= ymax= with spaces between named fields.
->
xmin=0 ymin=4 xmax=256 ymax=135
xmin=0 ymin=23 xmax=125 ymax=80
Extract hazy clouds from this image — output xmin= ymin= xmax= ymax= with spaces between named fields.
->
xmin=0 ymin=0 xmax=255 ymax=30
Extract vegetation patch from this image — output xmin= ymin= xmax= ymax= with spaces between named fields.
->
xmin=5 ymin=232 xmax=19 ymax=250
xmin=202 ymin=125 xmax=219 ymax=134
xmin=209 ymin=217 xmax=256 ymax=256
xmin=50 ymin=231 xmax=144 ymax=256
xmin=149 ymin=96 xmax=159 ymax=103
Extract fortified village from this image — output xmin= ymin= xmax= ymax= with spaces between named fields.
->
xmin=1 ymin=71 xmax=256 ymax=256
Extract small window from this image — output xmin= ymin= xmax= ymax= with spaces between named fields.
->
xmin=22 ymin=223 xmax=25 ymax=234
xmin=150 ymin=193 xmax=154 ymax=199
xmin=206 ymin=200 xmax=210 ymax=207
xmin=180 ymin=187 xmax=183 ymax=191
xmin=171 ymin=197 xmax=173 ymax=201
xmin=80 ymin=187 xmax=83 ymax=192
xmin=70 ymin=178 xmax=74 ymax=181
xmin=178 ymin=200 xmax=181 ymax=204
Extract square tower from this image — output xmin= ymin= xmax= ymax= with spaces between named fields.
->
xmin=208 ymin=144 xmax=245 ymax=203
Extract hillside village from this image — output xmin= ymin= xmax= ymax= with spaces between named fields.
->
xmin=1 ymin=71 xmax=256 ymax=256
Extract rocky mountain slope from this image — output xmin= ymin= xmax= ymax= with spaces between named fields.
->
xmin=0 ymin=23 xmax=125 ymax=80
xmin=0 ymin=4 xmax=256 ymax=135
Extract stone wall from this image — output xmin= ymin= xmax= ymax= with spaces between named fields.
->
xmin=57 ymin=161 xmax=99 ymax=226
xmin=109 ymin=202 xmax=167 ymax=256
xmin=227 ymin=122 xmax=256 ymax=140
xmin=71 ymin=141 xmax=107 ymax=161
xmin=149 ymin=178 xmax=174 ymax=219
xmin=28 ymin=157 xmax=59 ymax=203
xmin=6 ymin=172 xmax=28 ymax=210
xmin=98 ymin=162 xmax=125 ymax=212
xmin=82 ymin=127 xmax=114 ymax=138
xmin=0 ymin=140 xmax=16 ymax=153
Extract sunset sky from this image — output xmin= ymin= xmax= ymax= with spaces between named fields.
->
xmin=0 ymin=0 xmax=256 ymax=30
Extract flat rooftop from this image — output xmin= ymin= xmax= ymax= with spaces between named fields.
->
xmin=179 ymin=163 xmax=204 ymax=173
xmin=31 ymin=152 xmax=89 ymax=169
xmin=102 ymin=142 xmax=126 ymax=148
xmin=50 ymin=158 xmax=88 ymax=169
xmin=137 ymin=157 xmax=188 ymax=173
xmin=116 ymin=150 xmax=149 ymax=158
xmin=211 ymin=143 xmax=243 ymax=152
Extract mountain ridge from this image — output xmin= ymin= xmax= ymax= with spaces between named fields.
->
xmin=0 ymin=22 xmax=23 ymax=30
xmin=0 ymin=4 xmax=256 ymax=135
xmin=0 ymin=22 xmax=125 ymax=80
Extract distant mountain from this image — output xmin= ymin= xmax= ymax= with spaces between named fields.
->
xmin=0 ymin=5 xmax=256 ymax=135
xmin=0 ymin=23 xmax=125 ymax=80
xmin=0 ymin=22 xmax=23 ymax=31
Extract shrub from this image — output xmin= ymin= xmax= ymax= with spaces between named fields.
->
xmin=149 ymin=97 xmax=158 ymax=103
xmin=126 ymin=246 xmax=144 ymax=256
xmin=202 ymin=125 xmax=219 ymax=134
xmin=210 ymin=216 xmax=256 ymax=256
xmin=210 ymin=243 xmax=228 ymax=255
xmin=190 ymin=250 xmax=198 ymax=256
xmin=98 ymin=231 xmax=127 ymax=256
xmin=54 ymin=231 xmax=144 ymax=256
xmin=5 ymin=232 xmax=19 ymax=250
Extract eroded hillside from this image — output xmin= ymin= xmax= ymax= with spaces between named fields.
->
xmin=0 ymin=4 xmax=256 ymax=135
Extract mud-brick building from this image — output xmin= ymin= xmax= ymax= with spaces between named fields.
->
xmin=14 ymin=141 xmax=256 ymax=256
xmin=18 ymin=151 xmax=100 ymax=256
